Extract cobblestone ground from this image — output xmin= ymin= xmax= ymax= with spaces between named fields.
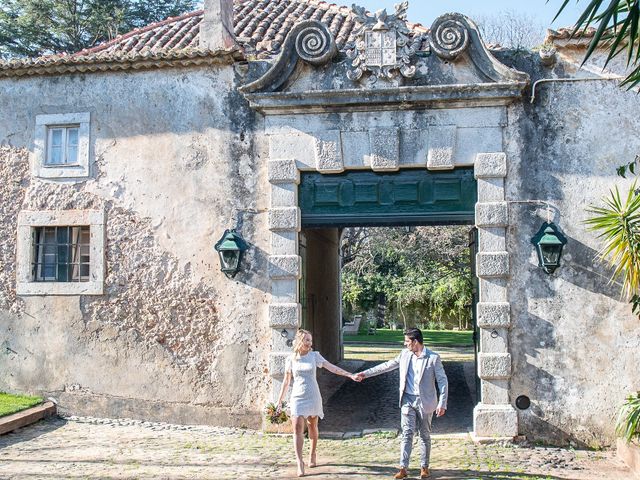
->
xmin=0 ymin=416 xmax=634 ymax=479
xmin=322 ymin=345 xmax=475 ymax=434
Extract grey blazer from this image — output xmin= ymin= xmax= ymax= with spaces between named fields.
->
xmin=361 ymin=347 xmax=448 ymax=413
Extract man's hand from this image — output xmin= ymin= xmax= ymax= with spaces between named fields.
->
xmin=435 ymin=407 xmax=446 ymax=417
xmin=353 ymin=372 xmax=366 ymax=382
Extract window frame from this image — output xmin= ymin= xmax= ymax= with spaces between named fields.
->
xmin=45 ymin=125 xmax=80 ymax=166
xmin=33 ymin=112 xmax=90 ymax=179
xmin=32 ymin=225 xmax=91 ymax=283
xmin=16 ymin=210 xmax=105 ymax=296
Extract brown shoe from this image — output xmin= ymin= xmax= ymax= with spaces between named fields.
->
xmin=393 ymin=468 xmax=408 ymax=479
xmin=420 ymin=466 xmax=431 ymax=478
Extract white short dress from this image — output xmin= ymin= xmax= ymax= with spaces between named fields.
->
xmin=286 ymin=351 xmax=326 ymax=419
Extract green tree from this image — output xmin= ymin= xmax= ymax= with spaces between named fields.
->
xmin=0 ymin=0 xmax=196 ymax=59
xmin=341 ymin=226 xmax=472 ymax=330
xmin=555 ymin=0 xmax=640 ymax=88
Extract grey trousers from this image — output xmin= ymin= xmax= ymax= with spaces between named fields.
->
xmin=400 ymin=392 xmax=433 ymax=468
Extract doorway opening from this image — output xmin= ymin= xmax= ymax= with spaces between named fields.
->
xmin=300 ymin=224 xmax=479 ymax=434
xmin=296 ymin=167 xmax=479 ymax=434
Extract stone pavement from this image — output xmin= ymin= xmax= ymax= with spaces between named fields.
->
xmin=0 ymin=415 xmax=634 ymax=479
xmin=321 ymin=345 xmax=476 ymax=434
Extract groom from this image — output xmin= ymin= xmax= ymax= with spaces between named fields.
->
xmin=355 ymin=327 xmax=448 ymax=479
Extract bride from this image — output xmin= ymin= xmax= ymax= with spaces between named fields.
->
xmin=276 ymin=328 xmax=359 ymax=477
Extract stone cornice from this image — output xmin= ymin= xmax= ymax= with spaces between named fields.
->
xmin=244 ymin=81 xmax=528 ymax=114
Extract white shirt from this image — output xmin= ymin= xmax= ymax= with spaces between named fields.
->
xmin=404 ymin=348 xmax=427 ymax=396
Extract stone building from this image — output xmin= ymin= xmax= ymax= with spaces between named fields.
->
xmin=0 ymin=0 xmax=639 ymax=446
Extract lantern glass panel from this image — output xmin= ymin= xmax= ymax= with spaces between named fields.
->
xmin=220 ymin=250 xmax=240 ymax=270
xmin=541 ymin=247 xmax=560 ymax=265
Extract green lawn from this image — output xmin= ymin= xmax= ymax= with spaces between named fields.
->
xmin=344 ymin=328 xmax=473 ymax=346
xmin=0 ymin=392 xmax=43 ymax=417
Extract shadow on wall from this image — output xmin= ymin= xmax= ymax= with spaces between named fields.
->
xmin=517 ymin=408 xmax=594 ymax=448
xmin=512 ymin=312 xmax=557 ymax=361
xmin=235 ymin=241 xmax=270 ymax=294
xmin=557 ymin=233 xmax=622 ymax=299
xmin=510 ymin=309 xmax=614 ymax=447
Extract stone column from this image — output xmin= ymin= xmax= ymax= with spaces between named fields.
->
xmin=473 ymin=152 xmax=518 ymax=438
xmin=267 ymin=157 xmax=301 ymax=398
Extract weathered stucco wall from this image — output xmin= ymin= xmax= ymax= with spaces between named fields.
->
xmin=506 ymin=75 xmax=640 ymax=446
xmin=0 ymin=66 xmax=272 ymax=427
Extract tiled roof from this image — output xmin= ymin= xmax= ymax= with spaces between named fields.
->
xmin=546 ymin=27 xmax=597 ymax=40
xmin=0 ymin=47 xmax=242 ymax=78
xmin=544 ymin=27 xmax=598 ymax=49
xmin=81 ymin=0 xmax=428 ymax=59
xmin=0 ymin=0 xmax=427 ymax=78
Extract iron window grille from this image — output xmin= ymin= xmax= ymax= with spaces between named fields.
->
xmin=32 ymin=226 xmax=90 ymax=282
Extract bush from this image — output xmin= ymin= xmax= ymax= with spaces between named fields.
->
xmin=617 ymin=392 xmax=640 ymax=443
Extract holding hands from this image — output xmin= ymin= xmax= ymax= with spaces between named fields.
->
xmin=351 ymin=372 xmax=365 ymax=382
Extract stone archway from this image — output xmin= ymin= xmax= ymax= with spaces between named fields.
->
xmin=265 ymin=145 xmax=516 ymax=438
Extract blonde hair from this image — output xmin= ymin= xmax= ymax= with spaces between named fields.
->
xmin=292 ymin=329 xmax=312 ymax=358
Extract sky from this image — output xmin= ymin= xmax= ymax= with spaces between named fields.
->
xmin=352 ymin=1 xmax=586 ymax=29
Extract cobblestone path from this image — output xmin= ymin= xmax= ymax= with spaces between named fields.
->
xmin=0 ymin=416 xmax=634 ymax=479
xmin=322 ymin=350 xmax=475 ymax=434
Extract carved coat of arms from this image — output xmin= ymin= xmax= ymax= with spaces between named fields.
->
xmin=346 ymin=1 xmax=425 ymax=82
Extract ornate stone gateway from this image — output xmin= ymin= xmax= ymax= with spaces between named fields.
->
xmin=241 ymin=4 xmax=529 ymax=439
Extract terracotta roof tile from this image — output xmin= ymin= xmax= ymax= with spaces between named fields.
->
xmin=0 ymin=47 xmax=243 ymax=78
xmin=546 ymin=27 xmax=597 ymax=41
xmin=79 ymin=0 xmax=428 ymax=58
xmin=544 ymin=27 xmax=615 ymax=51
xmin=0 ymin=0 xmax=430 ymax=77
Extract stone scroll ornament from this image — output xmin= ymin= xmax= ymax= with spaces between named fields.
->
xmin=239 ymin=20 xmax=337 ymax=93
xmin=428 ymin=14 xmax=471 ymax=60
xmin=345 ymin=1 xmax=425 ymax=82
xmin=426 ymin=13 xmax=529 ymax=83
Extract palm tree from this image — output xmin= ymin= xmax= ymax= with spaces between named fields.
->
xmin=586 ymin=185 xmax=640 ymax=302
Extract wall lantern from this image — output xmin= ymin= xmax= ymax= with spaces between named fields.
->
xmin=214 ymin=229 xmax=248 ymax=278
xmin=531 ymin=222 xmax=567 ymax=274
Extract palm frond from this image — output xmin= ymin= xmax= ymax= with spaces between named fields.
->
xmin=585 ymin=183 xmax=640 ymax=298
xmin=616 ymin=392 xmax=640 ymax=442
xmin=553 ymin=0 xmax=640 ymax=89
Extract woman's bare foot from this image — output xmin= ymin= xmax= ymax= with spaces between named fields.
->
xmin=309 ymin=452 xmax=317 ymax=468
xmin=297 ymin=460 xmax=305 ymax=477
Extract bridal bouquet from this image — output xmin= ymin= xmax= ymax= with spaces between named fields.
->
xmin=265 ymin=401 xmax=289 ymax=424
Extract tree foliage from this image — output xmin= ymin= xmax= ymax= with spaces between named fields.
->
xmin=341 ymin=226 xmax=473 ymax=330
xmin=555 ymin=0 xmax=640 ymax=88
xmin=0 ymin=0 xmax=196 ymax=58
